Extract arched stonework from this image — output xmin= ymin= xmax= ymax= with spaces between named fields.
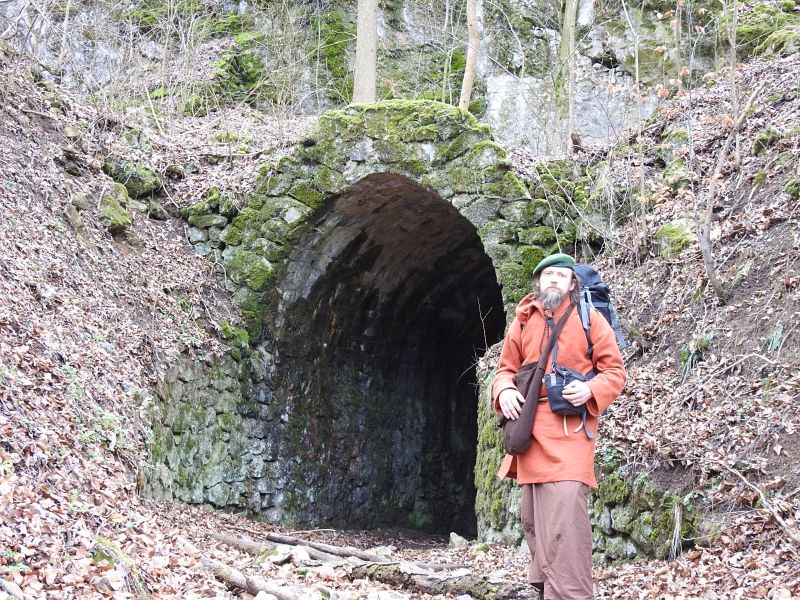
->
xmin=147 ymin=101 xmax=545 ymax=536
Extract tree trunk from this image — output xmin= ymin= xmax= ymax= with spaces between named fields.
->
xmin=558 ymin=0 xmax=579 ymax=144
xmin=350 ymin=563 xmax=540 ymax=599
xmin=458 ymin=0 xmax=479 ymax=111
xmin=353 ymin=0 xmax=378 ymax=103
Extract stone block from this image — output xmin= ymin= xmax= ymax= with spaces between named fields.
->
xmin=206 ymin=483 xmax=230 ymax=507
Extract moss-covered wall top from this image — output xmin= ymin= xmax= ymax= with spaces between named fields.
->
xmin=184 ymin=100 xmax=550 ymax=336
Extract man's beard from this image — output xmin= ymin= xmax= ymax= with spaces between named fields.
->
xmin=540 ymin=287 xmax=565 ymax=311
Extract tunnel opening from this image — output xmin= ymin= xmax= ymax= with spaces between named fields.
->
xmin=267 ymin=173 xmax=505 ymax=535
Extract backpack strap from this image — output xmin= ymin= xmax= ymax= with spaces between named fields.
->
xmin=579 ymin=288 xmax=594 ymax=357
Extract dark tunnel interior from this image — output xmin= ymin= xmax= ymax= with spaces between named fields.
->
xmin=268 ymin=172 xmax=506 ymax=535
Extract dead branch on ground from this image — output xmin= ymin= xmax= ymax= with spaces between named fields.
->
xmin=350 ymin=562 xmax=540 ymax=599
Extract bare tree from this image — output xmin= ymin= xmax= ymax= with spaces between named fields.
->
xmin=458 ymin=0 xmax=478 ymax=110
xmin=353 ymin=0 xmax=377 ymax=103
xmin=558 ymin=0 xmax=579 ymax=143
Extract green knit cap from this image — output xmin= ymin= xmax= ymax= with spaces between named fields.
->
xmin=532 ymin=252 xmax=576 ymax=278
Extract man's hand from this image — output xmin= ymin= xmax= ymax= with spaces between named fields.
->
xmin=562 ymin=380 xmax=593 ymax=406
xmin=498 ymin=388 xmax=526 ymax=420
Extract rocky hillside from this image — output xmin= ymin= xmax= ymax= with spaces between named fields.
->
xmin=1 ymin=6 xmax=800 ymax=600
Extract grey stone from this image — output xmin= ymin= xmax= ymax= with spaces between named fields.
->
xmin=187 ymin=227 xmax=208 ymax=243
xmin=248 ymin=455 xmax=266 ymax=478
xmin=193 ymin=242 xmax=212 ymax=257
xmin=449 ymin=532 xmax=470 ymax=548
xmin=208 ymin=226 xmax=222 ymax=242
xmin=148 ymin=200 xmax=169 ymax=221
xmin=610 ymin=504 xmax=636 ymax=534
xmin=129 ymin=199 xmax=149 ymax=213
xmin=206 ymin=483 xmax=230 ymax=507
xmin=71 ymin=193 xmax=90 ymax=211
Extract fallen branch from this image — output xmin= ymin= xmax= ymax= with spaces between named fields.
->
xmin=202 ymin=557 xmax=302 ymax=600
xmin=350 ymin=562 xmax=540 ymax=599
xmin=714 ymin=462 xmax=800 ymax=547
xmin=216 ymin=531 xmax=469 ymax=572
xmin=213 ymin=532 xmax=344 ymax=564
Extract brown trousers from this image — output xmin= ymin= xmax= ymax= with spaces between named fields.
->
xmin=520 ymin=481 xmax=593 ymax=600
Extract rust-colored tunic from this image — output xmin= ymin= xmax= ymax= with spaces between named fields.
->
xmin=492 ymin=293 xmax=627 ymax=487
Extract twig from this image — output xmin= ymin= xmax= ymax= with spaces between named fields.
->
xmin=697 ymin=82 xmax=765 ymax=301
xmin=713 ymin=461 xmax=800 ymax=546
xmin=19 ymin=106 xmax=52 ymax=119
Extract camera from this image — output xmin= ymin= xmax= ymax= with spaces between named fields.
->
xmin=545 ymin=364 xmax=596 ymax=416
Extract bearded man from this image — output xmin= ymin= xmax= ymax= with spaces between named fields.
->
xmin=493 ymin=253 xmax=627 ymax=600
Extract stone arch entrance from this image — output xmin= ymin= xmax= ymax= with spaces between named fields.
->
xmin=268 ymin=172 xmax=505 ymax=534
xmin=149 ymin=101 xmax=539 ymax=535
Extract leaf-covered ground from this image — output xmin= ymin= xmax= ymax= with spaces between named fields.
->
xmin=1 ymin=44 xmax=799 ymax=599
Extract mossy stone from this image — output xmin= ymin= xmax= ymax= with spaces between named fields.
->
xmin=188 ymin=214 xmax=228 ymax=228
xmin=662 ymin=158 xmax=693 ymax=191
xmin=99 ymin=183 xmax=133 ymax=234
xmin=479 ymin=220 xmax=516 ymax=245
xmin=71 ymin=193 xmax=90 ymax=211
xmin=756 ymin=28 xmax=800 ymax=56
xmin=784 ymin=178 xmax=800 ymax=200
xmin=735 ymin=3 xmax=800 ymax=57
xmin=103 ymin=158 xmax=162 ymax=198
xmin=751 ymin=127 xmax=782 ymax=156
xmin=65 ymin=205 xmax=84 ymax=230
xmin=655 ymin=219 xmax=697 ymax=258
xmin=148 ymin=200 xmax=169 ymax=220
xmin=518 ymin=226 xmax=557 ymax=246
xmin=597 ymin=473 xmax=629 ymax=505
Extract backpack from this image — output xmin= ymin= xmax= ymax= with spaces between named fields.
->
xmin=573 ymin=264 xmax=627 ymax=357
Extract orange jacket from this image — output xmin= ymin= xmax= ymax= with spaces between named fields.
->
xmin=492 ymin=293 xmax=627 ymax=487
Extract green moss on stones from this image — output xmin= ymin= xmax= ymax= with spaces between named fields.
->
xmin=225 ymin=247 xmax=275 ymax=292
xmin=735 ymin=3 xmax=800 ymax=58
xmin=183 ymin=94 xmax=208 ymax=117
xmin=103 ymin=158 xmax=162 ymax=198
xmin=523 ymin=199 xmax=551 ymax=225
xmin=312 ymin=10 xmax=354 ymax=102
xmin=99 ymin=183 xmax=133 ymax=234
xmin=655 ymin=219 xmax=697 ymax=258
xmin=498 ymin=263 xmax=533 ymax=306
xmin=188 ymin=214 xmax=228 ymax=228
xmin=661 ymin=128 xmax=689 ymax=145
xmin=205 ymin=12 xmax=254 ymax=37
xmin=662 ymin=158 xmax=693 ymax=191
xmin=751 ymin=127 xmax=781 ymax=156
xmin=597 ymin=473 xmax=629 ymax=505
xmin=482 ymin=171 xmax=528 ymax=198
xmin=212 ymin=34 xmax=266 ymax=105
xmin=518 ymin=226 xmax=557 ymax=246
xmin=784 ymin=178 xmax=800 ymax=199
xmin=221 ymin=320 xmax=250 ymax=350
xmin=126 ymin=0 xmax=203 ymax=31
xmin=756 ymin=27 xmax=800 ymax=56
xmin=474 ymin=369 xmax=520 ymax=542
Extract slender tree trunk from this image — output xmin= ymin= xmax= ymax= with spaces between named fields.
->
xmin=57 ymin=0 xmax=72 ymax=74
xmin=458 ymin=0 xmax=479 ymax=111
xmin=558 ymin=0 xmax=579 ymax=144
xmin=353 ymin=0 xmax=378 ymax=103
